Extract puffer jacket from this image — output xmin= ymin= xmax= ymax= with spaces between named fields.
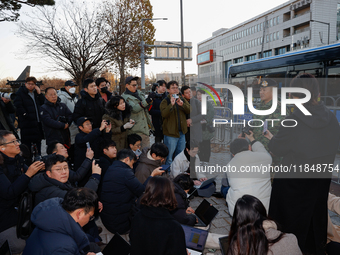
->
xmin=121 ymin=90 xmax=154 ymax=136
xmin=23 ymin=197 xmax=90 ymax=255
xmin=58 ymin=88 xmax=79 ymax=144
xmin=135 ymin=148 xmax=163 ymax=184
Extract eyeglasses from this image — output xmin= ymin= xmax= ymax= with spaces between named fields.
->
xmin=129 ymin=84 xmax=137 ymax=87
xmin=26 ymin=82 xmax=36 ymax=86
xmin=1 ymin=139 xmax=21 ymax=146
xmin=52 ymin=166 xmax=69 ymax=172
xmin=170 ymin=87 xmax=179 ymax=90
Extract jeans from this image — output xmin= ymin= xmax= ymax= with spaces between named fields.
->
xmin=220 ymin=185 xmax=230 ymax=199
xmin=164 ymin=132 xmax=186 ymax=165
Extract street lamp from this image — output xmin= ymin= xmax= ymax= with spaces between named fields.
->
xmin=310 ymin=19 xmax=330 ymax=45
xmin=141 ymin=18 xmax=167 ymax=91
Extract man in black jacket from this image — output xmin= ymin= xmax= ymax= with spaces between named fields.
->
xmin=73 ymin=78 xmax=106 ymax=129
xmin=100 ymin=149 xmax=164 ymax=235
xmin=40 ymin=87 xmax=73 ymax=151
xmin=148 ymin=80 xmax=168 ymax=143
xmin=0 ymin=96 xmax=17 ymax=136
xmin=0 ymin=130 xmax=44 ymax=253
xmin=14 ymin=76 xmax=45 ymax=154
xmin=74 ymin=117 xmax=111 ymax=186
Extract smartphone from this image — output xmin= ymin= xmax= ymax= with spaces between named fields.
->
xmin=134 ymin=149 xmax=142 ymax=157
xmin=105 ymin=119 xmax=110 ymax=125
xmin=172 ymin=94 xmax=179 ymax=99
xmin=263 ymin=120 xmax=268 ymax=135
xmin=161 ymin=165 xmax=170 ymax=172
xmin=86 ymin=142 xmax=91 ymax=149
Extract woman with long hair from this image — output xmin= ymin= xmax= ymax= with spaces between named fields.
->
xmin=103 ymin=96 xmax=134 ymax=151
xmin=228 ymin=195 xmax=301 ymax=255
xmin=129 ymin=176 xmax=187 ymax=255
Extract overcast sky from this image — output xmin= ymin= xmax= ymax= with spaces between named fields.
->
xmin=0 ymin=0 xmax=288 ymax=80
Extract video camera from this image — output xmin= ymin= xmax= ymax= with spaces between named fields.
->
xmin=0 ymin=92 xmax=16 ymax=100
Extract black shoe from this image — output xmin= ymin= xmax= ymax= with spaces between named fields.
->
xmin=212 ymin=192 xmax=223 ymax=198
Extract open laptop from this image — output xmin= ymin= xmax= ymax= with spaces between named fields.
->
xmin=219 ymin=235 xmax=229 ymax=255
xmin=0 ymin=240 xmax=12 ymax=255
xmin=194 ymin=199 xmax=219 ymax=227
xmin=193 ymin=178 xmax=215 ymax=189
xmin=181 ymin=225 xmax=209 ymax=255
xmin=96 ymin=233 xmax=131 ymax=255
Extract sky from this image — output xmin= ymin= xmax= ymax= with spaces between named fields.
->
xmin=0 ymin=0 xmax=289 ymax=80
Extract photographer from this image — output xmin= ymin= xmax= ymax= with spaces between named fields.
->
xmin=40 ymin=87 xmax=73 ymax=152
xmin=0 ymin=94 xmax=17 ymax=137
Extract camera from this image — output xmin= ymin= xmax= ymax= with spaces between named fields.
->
xmin=242 ymin=126 xmax=254 ymax=136
xmin=0 ymin=92 xmax=16 ymax=100
xmin=57 ymin=116 xmax=67 ymax=123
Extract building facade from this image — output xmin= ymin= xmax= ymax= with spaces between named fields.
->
xmin=156 ymin=72 xmax=198 ymax=86
xmin=197 ymin=0 xmax=340 ymax=84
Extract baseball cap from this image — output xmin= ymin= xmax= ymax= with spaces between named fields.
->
xmin=77 ymin=117 xmax=92 ymax=126
xmin=65 ymin=80 xmax=77 ymax=87
xmin=125 ymin=76 xmax=139 ymax=84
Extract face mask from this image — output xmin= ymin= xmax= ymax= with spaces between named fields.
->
xmin=69 ymin=87 xmax=76 ymax=94
xmin=101 ymin=87 xmax=108 ymax=93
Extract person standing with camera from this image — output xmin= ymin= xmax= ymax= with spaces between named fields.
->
xmin=252 ymin=78 xmax=286 ymax=165
xmin=40 ymin=87 xmax=73 ymax=153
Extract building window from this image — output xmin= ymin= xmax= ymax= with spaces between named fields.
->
xmin=270 ymin=19 xmax=273 ymax=27
xmin=260 ymin=23 xmax=263 ymax=31
xmin=246 ymin=54 xmax=256 ymax=61
xmin=270 ymin=33 xmax=273 ymax=41
xmin=277 ymin=31 xmax=279 ymax=40
xmin=277 ymin=16 xmax=280 ymax=24
xmin=234 ymin=57 xmax=243 ymax=63
xmin=273 ymin=17 xmax=276 ymax=26
xmin=266 ymin=35 xmax=269 ymax=42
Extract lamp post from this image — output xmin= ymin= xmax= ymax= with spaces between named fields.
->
xmin=166 ymin=41 xmax=186 ymax=86
xmin=310 ymin=19 xmax=330 ymax=45
xmin=180 ymin=0 xmax=185 ymax=86
xmin=141 ymin=18 xmax=167 ymax=91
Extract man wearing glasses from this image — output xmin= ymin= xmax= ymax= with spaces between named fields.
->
xmin=160 ymin=80 xmax=190 ymax=165
xmin=122 ymin=76 xmax=154 ymax=149
xmin=14 ymin=76 xmax=45 ymax=157
xmin=0 ymin=130 xmax=45 ymax=254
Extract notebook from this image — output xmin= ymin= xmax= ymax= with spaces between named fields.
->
xmin=181 ymin=225 xmax=209 ymax=255
xmin=97 ymin=233 xmax=131 ymax=255
xmin=219 ymin=235 xmax=229 ymax=255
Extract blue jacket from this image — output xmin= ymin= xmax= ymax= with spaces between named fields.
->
xmin=100 ymin=160 xmax=150 ymax=234
xmin=40 ymin=98 xmax=73 ymax=146
xmin=0 ymin=152 xmax=29 ymax=232
xmin=23 ymin=197 xmax=90 ymax=255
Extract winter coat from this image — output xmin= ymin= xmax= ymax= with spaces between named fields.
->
xmin=58 ymin=88 xmax=79 ymax=144
xmin=0 ymin=99 xmax=16 ymax=134
xmin=28 ymin=158 xmax=99 ymax=206
xmin=72 ymin=90 xmax=106 ymax=129
xmin=148 ymin=92 xmax=168 ymax=137
xmin=160 ymin=94 xmax=191 ymax=138
xmin=0 ymin=152 xmax=29 ymax=232
xmin=40 ymin=98 xmax=73 ymax=146
xmin=170 ymin=182 xmax=196 ymax=226
xmin=129 ymin=206 xmax=187 ymax=255
xmin=74 ymin=129 xmax=111 ymax=186
xmin=23 ymin=197 xmax=90 ymax=255
xmin=100 ymin=160 xmax=150 ymax=234
xmin=327 ymin=193 xmax=340 ymax=244
xmin=121 ymin=90 xmax=154 ymax=136
xmin=268 ymin=102 xmax=340 ymax=254
xmin=188 ymin=97 xmax=203 ymax=142
xmin=102 ymin=101 xmax=131 ymax=151
xmin=13 ymin=85 xmax=45 ymax=142
xmin=170 ymin=150 xmax=205 ymax=180
xmin=135 ymin=148 xmax=163 ymax=184
xmin=225 ymin=141 xmax=272 ymax=216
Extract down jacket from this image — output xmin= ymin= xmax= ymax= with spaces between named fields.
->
xmin=23 ymin=197 xmax=90 ymax=255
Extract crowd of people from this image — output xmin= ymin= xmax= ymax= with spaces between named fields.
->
xmin=0 ymin=73 xmax=339 ymax=255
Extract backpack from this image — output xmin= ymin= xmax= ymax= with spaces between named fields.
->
xmin=16 ymin=191 xmax=35 ymax=239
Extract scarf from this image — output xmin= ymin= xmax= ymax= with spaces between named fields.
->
xmin=125 ymin=88 xmax=143 ymax=101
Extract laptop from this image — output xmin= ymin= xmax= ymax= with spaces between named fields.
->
xmin=193 ymin=178 xmax=215 ymax=189
xmin=0 ymin=240 xmax=12 ymax=255
xmin=194 ymin=199 xmax=219 ymax=227
xmin=181 ymin=225 xmax=209 ymax=255
xmin=219 ymin=235 xmax=229 ymax=255
xmin=97 ymin=233 xmax=131 ymax=255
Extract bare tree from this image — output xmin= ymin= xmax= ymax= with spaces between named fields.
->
xmin=18 ymin=1 xmax=117 ymax=88
xmin=100 ymin=0 xmax=155 ymax=94
xmin=0 ymin=0 xmax=55 ymax=22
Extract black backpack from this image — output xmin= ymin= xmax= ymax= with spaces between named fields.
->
xmin=16 ymin=190 xmax=35 ymax=239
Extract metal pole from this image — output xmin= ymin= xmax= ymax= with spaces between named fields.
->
xmin=141 ymin=20 xmax=145 ymax=91
xmin=328 ymin=23 xmax=330 ymax=45
xmin=180 ymin=0 xmax=185 ymax=86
